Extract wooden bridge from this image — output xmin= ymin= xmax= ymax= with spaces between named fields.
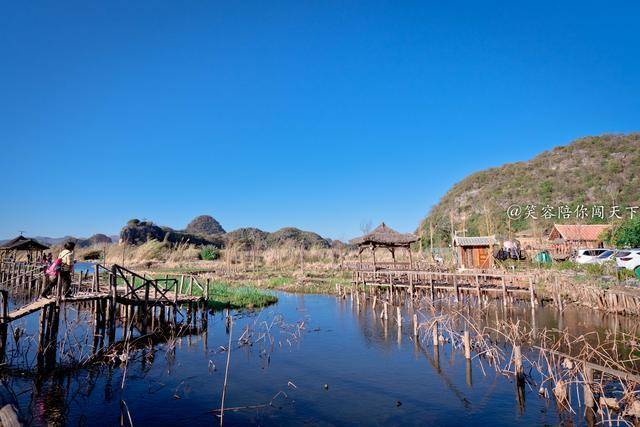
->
xmin=345 ymin=264 xmax=537 ymax=307
xmin=0 ymin=262 xmax=211 ymax=324
xmin=0 ymin=261 xmax=213 ymax=376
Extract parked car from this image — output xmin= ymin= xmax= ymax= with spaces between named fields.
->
xmin=615 ymin=249 xmax=640 ymax=275
xmin=574 ymin=248 xmax=612 ymax=264
xmin=594 ymin=250 xmax=617 ymax=264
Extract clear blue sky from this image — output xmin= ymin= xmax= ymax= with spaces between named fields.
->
xmin=2 ymin=1 xmax=639 ymax=241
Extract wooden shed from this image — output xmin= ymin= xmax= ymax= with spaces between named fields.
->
xmin=454 ymin=235 xmax=497 ymax=269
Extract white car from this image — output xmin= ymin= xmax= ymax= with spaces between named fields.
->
xmin=574 ymin=248 xmax=612 ymax=264
xmin=594 ymin=250 xmax=617 ymax=264
xmin=615 ymin=249 xmax=640 ymax=274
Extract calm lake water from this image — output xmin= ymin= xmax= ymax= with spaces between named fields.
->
xmin=1 ymin=291 xmax=636 ymax=426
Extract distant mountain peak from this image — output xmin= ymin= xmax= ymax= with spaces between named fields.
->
xmin=185 ymin=215 xmax=226 ymax=236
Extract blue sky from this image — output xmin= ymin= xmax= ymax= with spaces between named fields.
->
xmin=1 ymin=1 xmax=639 ymax=241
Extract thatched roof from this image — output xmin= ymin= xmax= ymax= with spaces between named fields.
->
xmin=350 ymin=223 xmax=418 ymax=247
xmin=0 ymin=236 xmax=49 ymax=251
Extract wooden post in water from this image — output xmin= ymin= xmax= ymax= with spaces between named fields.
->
xmin=432 ymin=321 xmax=439 ymax=346
xmin=583 ymin=364 xmax=594 ymax=409
xmin=528 ymin=277 xmax=536 ymax=308
xmin=412 ymin=313 xmax=418 ymax=338
xmin=453 ymin=275 xmax=459 ymax=301
xmin=205 ymin=278 xmax=210 ymax=301
xmin=93 ymin=264 xmax=99 ymax=292
xmin=109 ymin=264 xmax=117 ymax=324
xmin=514 ymin=345 xmax=524 ymax=384
xmin=463 ymin=330 xmax=471 ymax=359
xmin=396 ymin=306 xmax=402 ymax=327
xmin=409 ymin=273 xmax=414 ymax=299
xmin=429 ymin=273 xmax=435 ymax=300
xmin=501 ymin=276 xmax=507 ymax=307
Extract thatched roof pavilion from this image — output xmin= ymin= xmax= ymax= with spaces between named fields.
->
xmin=350 ymin=223 xmax=418 ymax=269
xmin=1 ymin=236 xmax=49 ymax=262
xmin=1 ymin=236 xmax=49 ymax=252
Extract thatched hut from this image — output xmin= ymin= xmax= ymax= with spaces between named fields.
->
xmin=350 ymin=223 xmax=418 ymax=269
xmin=0 ymin=236 xmax=49 ymax=262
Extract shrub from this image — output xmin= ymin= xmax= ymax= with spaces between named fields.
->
xmin=199 ymin=246 xmax=220 ymax=261
xmin=611 ymin=217 xmax=640 ymax=248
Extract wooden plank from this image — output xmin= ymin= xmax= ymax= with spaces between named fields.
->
xmin=6 ymin=298 xmax=55 ymax=322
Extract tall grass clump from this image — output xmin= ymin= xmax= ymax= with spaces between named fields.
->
xmin=207 ymin=282 xmax=277 ymax=309
xmin=199 ymin=245 xmax=220 ymax=261
xmin=265 ymin=276 xmax=293 ymax=289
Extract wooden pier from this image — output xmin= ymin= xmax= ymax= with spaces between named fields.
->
xmin=0 ymin=261 xmax=213 ymax=375
xmin=346 ymin=265 xmax=537 ymax=307
xmin=0 ymin=262 xmax=212 ymax=322
xmin=0 ymin=262 xmax=209 ymax=323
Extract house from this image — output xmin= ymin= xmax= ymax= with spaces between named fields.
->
xmin=547 ymin=224 xmax=611 ymax=256
xmin=453 ymin=235 xmax=497 ymax=269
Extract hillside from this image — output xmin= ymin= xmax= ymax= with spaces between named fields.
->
xmin=120 ymin=216 xmax=331 ymax=249
xmin=420 ymin=133 xmax=640 ymax=245
xmin=185 ymin=215 xmax=226 ymax=236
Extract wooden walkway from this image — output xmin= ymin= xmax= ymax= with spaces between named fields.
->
xmin=4 ymin=290 xmax=201 ymax=323
xmin=349 ymin=268 xmax=537 ymax=307
xmin=0 ymin=263 xmax=207 ymax=324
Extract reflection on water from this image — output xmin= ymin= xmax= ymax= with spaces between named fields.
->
xmin=0 ymin=291 xmax=637 ymax=426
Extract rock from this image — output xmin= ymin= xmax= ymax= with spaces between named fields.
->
xmin=120 ymin=219 xmax=223 ymax=247
xmin=120 ymin=220 xmax=165 ymax=244
xmin=266 ymin=227 xmax=330 ymax=249
xmin=185 ymin=215 xmax=226 ymax=236
xmin=225 ymin=228 xmax=269 ymax=250
xmin=77 ymin=234 xmax=113 ymax=248
xmin=82 ymin=250 xmax=103 ymax=260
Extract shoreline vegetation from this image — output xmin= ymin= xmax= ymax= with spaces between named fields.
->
xmin=66 ymin=238 xmax=640 ymax=316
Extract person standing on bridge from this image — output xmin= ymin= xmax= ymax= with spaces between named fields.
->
xmin=41 ymin=241 xmax=75 ymax=297
xmin=58 ymin=241 xmax=75 ymax=296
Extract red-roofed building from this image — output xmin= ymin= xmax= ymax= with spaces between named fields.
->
xmin=548 ymin=224 xmax=611 ymax=256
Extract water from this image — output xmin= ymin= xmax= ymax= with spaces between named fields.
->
xmin=1 ymin=292 xmax=637 ymax=426
xmin=74 ymin=261 xmax=96 ymax=273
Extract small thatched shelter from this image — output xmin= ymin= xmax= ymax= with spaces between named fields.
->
xmin=0 ymin=236 xmax=49 ymax=262
xmin=350 ymin=223 xmax=418 ymax=269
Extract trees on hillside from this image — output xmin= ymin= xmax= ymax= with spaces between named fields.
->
xmin=610 ymin=217 xmax=640 ymax=248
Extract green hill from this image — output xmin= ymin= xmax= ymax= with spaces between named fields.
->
xmin=419 ymin=133 xmax=640 ymax=245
